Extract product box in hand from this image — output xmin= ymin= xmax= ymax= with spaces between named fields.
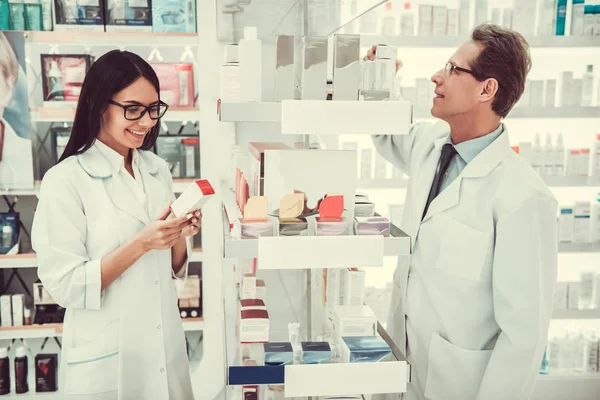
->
xmin=170 ymin=179 xmax=214 ymax=218
xmin=152 ymin=0 xmax=196 ymax=33
xmin=150 ymin=63 xmax=195 ymax=107
xmin=106 ymin=0 xmax=151 ymax=32
xmin=53 ymin=0 xmax=104 ymax=31
xmin=41 ymin=54 xmax=93 ymax=106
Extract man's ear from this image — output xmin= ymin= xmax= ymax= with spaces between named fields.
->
xmin=480 ymin=78 xmax=498 ymax=102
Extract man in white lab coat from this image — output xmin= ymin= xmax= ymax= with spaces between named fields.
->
xmin=372 ymin=24 xmax=558 ymax=400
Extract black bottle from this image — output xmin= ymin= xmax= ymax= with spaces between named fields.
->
xmin=0 ymin=348 xmax=9 ymax=395
xmin=14 ymin=347 xmax=28 ymax=394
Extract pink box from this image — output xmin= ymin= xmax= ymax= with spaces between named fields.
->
xmin=150 ymin=63 xmax=195 ymax=107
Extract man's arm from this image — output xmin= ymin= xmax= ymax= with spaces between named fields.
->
xmin=371 ymin=123 xmax=425 ymax=176
xmin=476 ymin=196 xmax=558 ymax=400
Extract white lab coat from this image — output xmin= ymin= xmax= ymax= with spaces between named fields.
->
xmin=0 ymin=118 xmax=34 ymax=189
xmin=31 ymin=141 xmax=194 ymax=400
xmin=374 ymin=122 xmax=558 ymax=400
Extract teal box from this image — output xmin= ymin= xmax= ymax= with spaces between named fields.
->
xmin=152 ymin=0 xmax=196 ymax=33
xmin=341 ymin=336 xmax=392 ymax=363
xmin=301 ymin=342 xmax=331 ymax=364
xmin=264 ymin=342 xmax=293 ymax=366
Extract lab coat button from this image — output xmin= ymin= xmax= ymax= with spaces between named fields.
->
xmin=160 ymin=368 xmax=165 ymax=373
xmin=155 ymin=280 xmax=159 ymax=285
xmin=157 ymin=325 xmax=162 ymax=329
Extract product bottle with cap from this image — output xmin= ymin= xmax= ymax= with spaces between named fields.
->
xmin=23 ymin=308 xmax=31 ymax=326
xmin=0 ymin=347 xmax=9 ymax=395
xmin=239 ymin=26 xmax=262 ymax=102
xmin=221 ymin=44 xmax=241 ymax=102
xmin=14 ymin=347 xmax=28 ymax=394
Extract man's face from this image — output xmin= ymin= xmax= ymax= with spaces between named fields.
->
xmin=430 ymin=41 xmax=486 ymax=121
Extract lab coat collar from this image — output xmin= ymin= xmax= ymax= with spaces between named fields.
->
xmin=422 ymin=124 xmax=510 ymax=222
xmin=76 ymin=140 xmax=161 ymax=179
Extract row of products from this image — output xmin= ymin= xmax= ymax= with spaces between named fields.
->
xmin=175 ymin=274 xmax=201 ymax=319
xmin=2 ymin=282 xmax=66 ymax=327
xmin=0 ymin=349 xmax=57 ymax=394
xmin=0 ymin=295 xmax=31 ymax=327
xmin=513 ymin=133 xmax=600 ymax=178
xmin=41 ymin=54 xmax=195 ymax=107
xmin=0 ymin=0 xmax=196 ymax=33
xmin=348 ymin=0 xmax=600 ymax=37
xmin=0 ymin=213 xmax=19 ymax=256
xmin=541 ymin=327 xmax=599 ymax=374
xmin=554 ymin=272 xmax=600 ymax=311
xmin=558 ymin=194 xmax=600 ymax=243
xmin=220 ymin=31 xmax=397 ymax=103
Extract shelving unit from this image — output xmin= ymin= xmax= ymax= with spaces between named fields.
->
xmin=552 ymin=309 xmax=600 ymax=319
xmin=361 ymin=35 xmax=600 ymax=49
xmin=0 ymin=318 xmax=204 ymax=341
xmin=26 ymin=31 xmax=200 ymax=47
xmin=0 ymin=249 xmax=203 ymax=269
xmin=533 ymin=373 xmax=600 ymax=400
xmin=30 ymin=107 xmax=201 ymax=123
xmin=557 ymin=242 xmax=600 ymax=253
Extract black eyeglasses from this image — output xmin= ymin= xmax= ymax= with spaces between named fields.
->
xmin=444 ymin=62 xmax=487 ymax=80
xmin=108 ymin=100 xmax=169 ymax=121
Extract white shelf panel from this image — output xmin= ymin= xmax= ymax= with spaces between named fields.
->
xmin=0 ymin=254 xmax=39 ymax=269
xmin=414 ymin=106 xmax=600 ymax=120
xmin=558 ymin=242 xmax=600 ymax=253
xmin=552 ymin=309 xmax=600 ymax=319
xmin=355 ymin=177 xmax=600 ymax=189
xmin=0 ymin=319 xmax=203 ymax=340
xmin=30 ymin=107 xmax=200 ymax=122
xmin=284 ymin=362 xmax=408 ymax=397
xmin=220 ymin=101 xmax=414 ymax=135
xmin=26 ymin=31 xmax=200 ymax=47
xmin=362 ymin=35 xmax=600 ymax=48
xmin=225 ymin=232 xmax=410 ymax=261
xmin=533 ymin=373 xmax=600 ymax=400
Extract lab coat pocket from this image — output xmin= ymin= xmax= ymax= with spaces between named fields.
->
xmin=64 ymin=322 xmax=119 ymax=394
xmin=435 ymin=220 xmax=490 ymax=281
xmin=424 ymin=332 xmax=492 ymax=400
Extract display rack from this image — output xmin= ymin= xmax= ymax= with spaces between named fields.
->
xmin=26 ymin=31 xmax=199 ymax=47
xmin=361 ymin=35 xmax=600 ymax=49
xmin=552 ymin=309 xmax=600 ymax=320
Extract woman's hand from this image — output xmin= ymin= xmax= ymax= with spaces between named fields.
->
xmin=181 ymin=210 xmax=201 ymax=238
xmin=136 ymin=205 xmax=193 ymax=251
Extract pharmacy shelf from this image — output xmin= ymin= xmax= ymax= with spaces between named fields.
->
xmin=30 ymin=107 xmax=200 ymax=122
xmin=414 ymin=106 xmax=600 ymax=120
xmin=533 ymin=373 xmax=600 ymax=400
xmin=0 ymin=254 xmax=38 ymax=269
xmin=1 ymin=183 xmax=40 ymax=197
xmin=0 ymin=249 xmax=203 ymax=269
xmin=361 ymin=35 xmax=600 ymax=49
xmin=0 ymin=318 xmax=204 ymax=341
xmin=26 ymin=31 xmax=200 ymax=47
xmin=355 ymin=177 xmax=600 ymax=189
xmin=219 ymin=101 xmax=413 ymax=135
xmin=558 ymin=242 xmax=600 ymax=253
xmin=552 ymin=309 xmax=600 ymax=319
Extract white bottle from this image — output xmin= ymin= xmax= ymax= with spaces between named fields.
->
xmin=582 ymin=65 xmax=594 ymax=106
xmin=543 ymin=134 xmax=554 ymax=176
xmin=400 ymin=1 xmax=415 ymax=36
xmin=586 ymin=329 xmax=599 ymax=373
xmin=560 ymin=328 xmax=573 ymax=372
xmin=554 ymin=133 xmax=565 ymax=176
xmin=239 ymin=26 xmax=262 ymax=102
xmin=221 ymin=44 xmax=241 ymax=101
xmin=532 ymin=133 xmax=543 ymax=175
xmin=381 ymin=1 xmax=396 ymax=35
xmin=572 ymin=327 xmax=587 ymax=373
xmin=591 ymin=193 xmax=600 ymax=242
xmin=547 ymin=335 xmax=562 ymax=372
xmin=579 ymin=271 xmax=598 ymax=310
xmin=592 ymin=133 xmax=600 ymax=177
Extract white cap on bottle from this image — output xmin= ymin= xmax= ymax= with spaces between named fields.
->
xmin=24 ymin=308 xmax=31 ymax=318
xmin=0 ymin=348 xmax=7 ymax=359
xmin=2 ymin=225 xmax=12 ymax=234
xmin=15 ymin=347 xmax=26 ymax=358
xmin=244 ymin=26 xmax=258 ymax=40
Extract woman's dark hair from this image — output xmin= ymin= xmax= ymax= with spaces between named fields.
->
xmin=59 ymin=50 xmax=161 ymax=162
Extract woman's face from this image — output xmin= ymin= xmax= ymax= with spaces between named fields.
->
xmin=98 ymin=77 xmax=159 ymax=157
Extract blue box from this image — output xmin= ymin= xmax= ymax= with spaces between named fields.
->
xmin=301 ymin=342 xmax=331 ymax=364
xmin=152 ymin=0 xmax=196 ymax=33
xmin=263 ymin=342 xmax=293 ymax=366
xmin=341 ymin=336 xmax=392 ymax=363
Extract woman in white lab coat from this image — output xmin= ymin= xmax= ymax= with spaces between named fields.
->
xmin=31 ymin=50 xmax=200 ymax=400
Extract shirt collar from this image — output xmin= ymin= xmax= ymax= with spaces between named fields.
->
xmin=93 ymin=139 xmax=140 ymax=172
xmin=452 ymin=123 xmax=504 ymax=164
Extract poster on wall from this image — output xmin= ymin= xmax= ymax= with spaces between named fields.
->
xmin=0 ymin=31 xmax=34 ymax=190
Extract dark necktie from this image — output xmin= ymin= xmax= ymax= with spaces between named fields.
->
xmin=422 ymin=143 xmax=457 ymax=220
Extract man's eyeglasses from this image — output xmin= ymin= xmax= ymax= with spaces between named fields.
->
xmin=444 ymin=62 xmax=487 ymax=80
xmin=108 ymin=100 xmax=169 ymax=121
